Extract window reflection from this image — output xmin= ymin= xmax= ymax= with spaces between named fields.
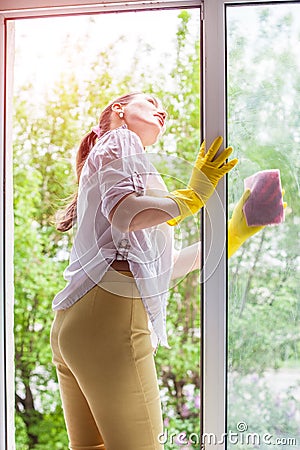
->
xmin=227 ymin=4 xmax=300 ymax=447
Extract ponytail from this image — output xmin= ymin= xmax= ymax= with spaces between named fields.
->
xmin=55 ymin=131 xmax=97 ymax=232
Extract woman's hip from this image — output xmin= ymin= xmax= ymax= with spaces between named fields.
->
xmin=51 ymin=270 xmax=151 ymax=362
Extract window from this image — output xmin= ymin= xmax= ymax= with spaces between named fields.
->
xmin=202 ymin=2 xmax=300 ymax=449
xmin=1 ymin=2 xmax=202 ymax=448
xmin=1 ymin=1 xmax=298 ymax=449
xmin=227 ymin=3 xmax=300 ymax=448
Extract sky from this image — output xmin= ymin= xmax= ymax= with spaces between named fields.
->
xmin=13 ymin=2 xmax=300 ymax=99
xmin=13 ymin=9 xmax=200 ymax=96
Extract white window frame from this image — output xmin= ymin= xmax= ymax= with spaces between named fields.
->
xmin=0 ymin=16 xmax=15 ymax=450
xmin=0 ymin=1 xmax=297 ymax=448
xmin=201 ymin=2 xmax=227 ymax=447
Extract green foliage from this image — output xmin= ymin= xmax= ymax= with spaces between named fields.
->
xmin=13 ymin=85 xmax=74 ymax=447
xmin=13 ymin=6 xmax=300 ymax=448
xmin=227 ymin=8 xmax=300 ymax=212
xmin=14 ymin=10 xmax=201 ymax=448
xmin=228 ymin=373 xmax=300 ymax=449
xmin=227 ymin=6 xmax=300 ymax=439
xmin=227 ymin=6 xmax=300 ymax=371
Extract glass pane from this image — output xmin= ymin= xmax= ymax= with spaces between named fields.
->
xmin=227 ymin=4 xmax=300 ymax=449
xmin=13 ymin=9 xmax=201 ymax=449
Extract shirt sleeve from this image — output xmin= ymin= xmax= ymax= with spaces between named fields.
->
xmin=95 ymin=128 xmax=148 ymax=221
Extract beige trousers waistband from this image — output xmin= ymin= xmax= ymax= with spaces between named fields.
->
xmin=99 ymin=269 xmax=140 ymax=298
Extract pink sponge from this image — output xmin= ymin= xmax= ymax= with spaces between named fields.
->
xmin=243 ymin=169 xmax=284 ymax=227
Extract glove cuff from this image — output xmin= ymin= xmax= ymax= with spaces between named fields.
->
xmin=166 ymin=189 xmax=203 ymax=226
xmin=228 ymin=219 xmax=246 ymax=258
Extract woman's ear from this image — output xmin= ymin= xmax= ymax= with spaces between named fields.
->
xmin=111 ymin=103 xmax=124 ymax=115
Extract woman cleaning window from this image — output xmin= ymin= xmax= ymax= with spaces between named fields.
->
xmin=50 ymin=91 xmax=267 ymax=450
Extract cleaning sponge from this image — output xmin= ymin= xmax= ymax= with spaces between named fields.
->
xmin=243 ymin=169 xmax=284 ymax=227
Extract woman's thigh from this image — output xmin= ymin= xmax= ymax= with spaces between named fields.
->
xmin=53 ymin=279 xmax=163 ymax=450
xmin=51 ymin=302 xmax=106 ymax=450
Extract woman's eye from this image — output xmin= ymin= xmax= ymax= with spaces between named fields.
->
xmin=148 ymin=98 xmax=155 ymax=105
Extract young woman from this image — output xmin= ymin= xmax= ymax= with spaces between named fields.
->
xmin=50 ymin=92 xmax=253 ymax=450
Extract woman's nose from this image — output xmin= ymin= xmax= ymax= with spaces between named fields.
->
xmin=159 ymin=110 xmax=168 ymax=120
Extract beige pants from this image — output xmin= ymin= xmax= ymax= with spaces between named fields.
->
xmin=50 ymin=270 xmax=164 ymax=450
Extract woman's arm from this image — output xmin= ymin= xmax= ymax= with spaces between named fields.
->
xmin=109 ymin=192 xmax=201 ymax=279
xmin=171 ymin=241 xmax=201 ymax=280
xmin=109 ymin=192 xmax=180 ymax=232
xmin=108 ymin=137 xmax=237 ymax=232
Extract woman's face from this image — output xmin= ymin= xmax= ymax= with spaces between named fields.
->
xmin=121 ymin=94 xmax=167 ymax=147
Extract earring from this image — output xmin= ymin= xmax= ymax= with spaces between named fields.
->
xmin=119 ymin=111 xmax=124 ymax=119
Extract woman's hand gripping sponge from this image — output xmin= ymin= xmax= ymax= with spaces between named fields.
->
xmin=243 ymin=169 xmax=285 ymax=226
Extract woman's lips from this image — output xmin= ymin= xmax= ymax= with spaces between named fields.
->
xmin=154 ymin=114 xmax=164 ymax=127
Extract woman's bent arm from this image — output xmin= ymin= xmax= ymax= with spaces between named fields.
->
xmin=109 ymin=193 xmax=180 ymax=232
xmin=109 ymin=192 xmax=202 ymax=279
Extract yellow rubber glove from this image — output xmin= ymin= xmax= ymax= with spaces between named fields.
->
xmin=188 ymin=136 xmax=237 ymax=199
xmin=228 ymin=189 xmax=263 ymax=258
xmin=167 ymin=137 xmax=238 ymax=226
xmin=228 ymin=189 xmax=287 ymax=258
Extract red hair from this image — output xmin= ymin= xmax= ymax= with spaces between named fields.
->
xmin=56 ymin=92 xmax=141 ymax=232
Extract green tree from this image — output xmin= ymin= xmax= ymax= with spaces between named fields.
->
xmin=14 ymin=76 xmax=82 ymax=448
xmin=13 ymin=11 xmax=202 ymax=448
xmin=228 ymin=6 xmax=300 ymax=374
xmin=227 ymin=6 xmax=300 ymax=440
xmin=14 ymin=6 xmax=300 ymax=448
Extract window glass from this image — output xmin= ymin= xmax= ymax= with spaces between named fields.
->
xmin=13 ymin=10 xmax=201 ymax=448
xmin=227 ymin=4 xmax=300 ymax=448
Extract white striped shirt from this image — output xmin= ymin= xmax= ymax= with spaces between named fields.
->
xmin=52 ymin=125 xmax=174 ymax=348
